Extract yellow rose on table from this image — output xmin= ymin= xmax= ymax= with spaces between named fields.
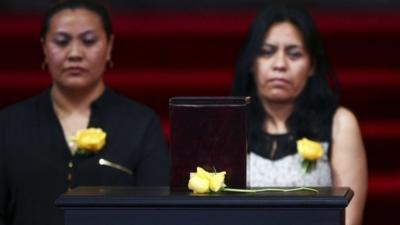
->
xmin=187 ymin=166 xmax=319 ymax=193
xmin=188 ymin=173 xmax=210 ymax=194
xmin=297 ymin=138 xmax=323 ymax=161
xmin=72 ymin=128 xmax=106 ymax=153
xmin=209 ymin=171 xmax=226 ymax=192
xmin=188 ymin=167 xmax=226 ymax=194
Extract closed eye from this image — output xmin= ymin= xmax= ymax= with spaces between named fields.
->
xmin=80 ymin=31 xmax=98 ymax=47
xmin=53 ymin=33 xmax=71 ymax=47
xmin=286 ymin=46 xmax=306 ymax=60
xmin=258 ymin=44 xmax=276 ymax=57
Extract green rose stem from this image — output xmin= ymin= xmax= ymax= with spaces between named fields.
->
xmin=302 ymin=160 xmax=316 ymax=174
xmin=222 ymin=187 xmax=319 ymax=193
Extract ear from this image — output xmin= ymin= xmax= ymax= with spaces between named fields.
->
xmin=250 ymin=59 xmax=258 ymax=75
xmin=106 ymin=34 xmax=115 ymax=61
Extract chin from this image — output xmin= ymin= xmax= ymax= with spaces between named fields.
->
xmin=65 ymin=81 xmax=91 ymax=89
xmin=56 ymin=80 xmax=98 ymax=92
xmin=261 ymin=89 xmax=288 ymax=98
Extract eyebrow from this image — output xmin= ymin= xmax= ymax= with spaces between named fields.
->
xmin=262 ymin=43 xmax=305 ymax=50
xmin=53 ymin=31 xmax=70 ymax=37
xmin=262 ymin=43 xmax=274 ymax=47
xmin=79 ymin=30 xmax=95 ymax=37
xmin=286 ymin=45 xmax=304 ymax=50
xmin=53 ymin=30 xmax=95 ymax=37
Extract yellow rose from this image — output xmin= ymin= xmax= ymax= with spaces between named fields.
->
xmin=188 ymin=167 xmax=226 ymax=193
xmin=196 ymin=167 xmax=212 ymax=180
xmin=72 ymin=128 xmax=106 ymax=153
xmin=209 ymin=171 xmax=226 ymax=192
xmin=297 ymin=138 xmax=323 ymax=161
xmin=188 ymin=173 xmax=210 ymax=194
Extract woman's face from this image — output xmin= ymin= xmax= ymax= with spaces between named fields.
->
xmin=43 ymin=8 xmax=113 ymax=91
xmin=253 ymin=22 xmax=313 ymax=104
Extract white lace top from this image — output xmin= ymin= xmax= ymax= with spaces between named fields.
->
xmin=247 ymin=142 xmax=332 ymax=187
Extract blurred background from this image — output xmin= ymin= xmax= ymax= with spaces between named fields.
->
xmin=0 ymin=1 xmax=399 ymax=224
xmin=2 ymin=0 xmax=400 ymax=10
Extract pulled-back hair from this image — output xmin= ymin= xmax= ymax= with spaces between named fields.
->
xmin=232 ymin=5 xmax=339 ymax=145
xmin=40 ymin=0 xmax=112 ymax=40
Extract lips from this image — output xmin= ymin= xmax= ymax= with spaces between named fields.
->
xmin=64 ymin=66 xmax=86 ymax=75
xmin=267 ymin=78 xmax=290 ymax=86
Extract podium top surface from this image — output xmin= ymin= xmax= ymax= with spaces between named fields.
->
xmin=55 ymin=186 xmax=353 ymax=208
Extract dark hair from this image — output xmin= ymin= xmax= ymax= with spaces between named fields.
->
xmin=40 ymin=0 xmax=112 ymax=40
xmin=232 ymin=6 xmax=339 ymax=145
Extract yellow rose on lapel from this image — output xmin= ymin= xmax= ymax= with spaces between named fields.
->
xmin=73 ymin=128 xmax=106 ymax=153
xmin=297 ymin=138 xmax=323 ymax=161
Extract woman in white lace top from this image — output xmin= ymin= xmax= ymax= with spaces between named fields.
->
xmin=232 ymin=5 xmax=367 ymax=225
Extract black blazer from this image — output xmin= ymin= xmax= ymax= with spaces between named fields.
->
xmin=0 ymin=88 xmax=170 ymax=225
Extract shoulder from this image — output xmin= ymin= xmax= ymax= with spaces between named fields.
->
xmin=110 ymin=91 xmax=155 ymax=115
xmin=0 ymin=91 xmax=47 ymax=121
xmin=331 ymin=106 xmax=362 ymax=141
xmin=102 ymin=91 xmax=165 ymax=143
xmin=332 ymin=107 xmax=359 ymax=129
xmin=104 ymin=90 xmax=159 ymax=124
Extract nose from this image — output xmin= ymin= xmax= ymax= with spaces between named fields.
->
xmin=272 ymin=50 xmax=287 ymax=72
xmin=67 ymin=41 xmax=83 ymax=62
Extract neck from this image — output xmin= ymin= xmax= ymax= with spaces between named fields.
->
xmin=51 ymin=82 xmax=105 ymax=116
xmin=260 ymin=99 xmax=294 ymax=134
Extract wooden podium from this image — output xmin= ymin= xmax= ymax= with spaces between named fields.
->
xmin=56 ymin=186 xmax=353 ymax=225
